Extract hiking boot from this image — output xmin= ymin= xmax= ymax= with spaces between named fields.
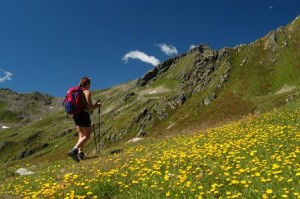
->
xmin=67 ymin=148 xmax=79 ymax=162
xmin=77 ymin=151 xmax=85 ymax=161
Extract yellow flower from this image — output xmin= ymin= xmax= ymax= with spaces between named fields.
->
xmin=226 ymin=191 xmax=231 ymax=195
xmin=250 ymin=150 xmax=257 ymax=156
xmin=164 ymin=174 xmax=170 ymax=181
xmin=239 ymin=169 xmax=245 ymax=173
xmin=166 ymin=191 xmax=170 ymax=197
xmin=272 ymin=164 xmax=280 ymax=170
xmin=186 ymin=181 xmax=191 ymax=187
xmin=266 ymin=189 xmax=273 ymax=194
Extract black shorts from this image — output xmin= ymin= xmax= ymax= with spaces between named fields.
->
xmin=73 ymin=111 xmax=91 ymax=127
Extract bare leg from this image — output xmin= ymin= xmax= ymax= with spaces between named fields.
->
xmin=76 ymin=126 xmax=84 ymax=152
xmin=74 ymin=126 xmax=92 ymax=150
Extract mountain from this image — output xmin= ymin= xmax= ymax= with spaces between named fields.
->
xmin=0 ymin=16 xmax=299 ymax=166
xmin=0 ymin=88 xmax=62 ymax=128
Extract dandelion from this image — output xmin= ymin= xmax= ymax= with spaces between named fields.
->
xmin=250 ymin=150 xmax=257 ymax=156
xmin=166 ymin=191 xmax=171 ymax=197
xmin=272 ymin=164 xmax=280 ymax=170
xmin=266 ymin=189 xmax=273 ymax=194
xmin=164 ymin=174 xmax=170 ymax=181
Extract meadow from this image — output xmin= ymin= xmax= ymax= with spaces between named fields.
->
xmin=0 ymin=107 xmax=299 ymax=199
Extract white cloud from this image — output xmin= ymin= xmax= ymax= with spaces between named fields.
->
xmin=158 ymin=43 xmax=178 ymax=56
xmin=123 ymin=50 xmax=160 ymax=66
xmin=269 ymin=5 xmax=274 ymax=10
xmin=189 ymin=44 xmax=197 ymax=50
xmin=0 ymin=68 xmax=13 ymax=83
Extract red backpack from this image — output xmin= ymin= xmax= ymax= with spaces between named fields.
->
xmin=63 ymin=86 xmax=85 ymax=115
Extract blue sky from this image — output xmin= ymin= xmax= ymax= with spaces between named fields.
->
xmin=0 ymin=0 xmax=300 ymax=97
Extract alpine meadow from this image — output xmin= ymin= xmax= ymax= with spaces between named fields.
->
xmin=0 ymin=16 xmax=300 ymax=198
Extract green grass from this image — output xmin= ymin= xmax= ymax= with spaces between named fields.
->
xmin=147 ymin=53 xmax=197 ymax=92
xmin=148 ymin=76 xmax=179 ymax=91
xmin=0 ymin=110 xmax=22 ymax=123
xmin=1 ymin=17 xmax=300 ymax=199
xmin=1 ymin=107 xmax=299 ymax=198
xmin=0 ymin=102 xmax=6 ymax=109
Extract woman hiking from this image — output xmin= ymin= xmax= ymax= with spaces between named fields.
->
xmin=67 ymin=77 xmax=101 ymax=162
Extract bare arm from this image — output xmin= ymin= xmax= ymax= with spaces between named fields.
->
xmin=84 ymin=90 xmax=101 ymax=112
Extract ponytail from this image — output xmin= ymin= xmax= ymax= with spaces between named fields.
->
xmin=79 ymin=77 xmax=91 ymax=87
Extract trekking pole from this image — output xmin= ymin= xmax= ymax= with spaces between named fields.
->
xmin=92 ymin=111 xmax=98 ymax=156
xmin=97 ymin=106 xmax=101 ymax=155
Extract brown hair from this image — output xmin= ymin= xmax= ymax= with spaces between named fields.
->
xmin=79 ymin=77 xmax=91 ymax=87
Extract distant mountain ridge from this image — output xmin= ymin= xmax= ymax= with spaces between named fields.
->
xmin=0 ymin=88 xmax=62 ymax=128
xmin=0 ymin=16 xmax=299 ymax=164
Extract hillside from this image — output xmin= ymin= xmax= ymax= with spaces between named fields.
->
xmin=1 ymin=103 xmax=299 ymax=198
xmin=0 ymin=88 xmax=62 ymax=128
xmin=0 ymin=16 xmax=299 ymax=167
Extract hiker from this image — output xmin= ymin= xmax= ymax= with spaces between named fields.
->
xmin=67 ymin=77 xmax=101 ymax=162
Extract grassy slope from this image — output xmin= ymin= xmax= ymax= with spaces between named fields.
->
xmin=1 ymin=99 xmax=299 ymax=198
xmin=0 ymin=16 xmax=300 ymax=169
xmin=153 ymin=18 xmax=300 ymax=136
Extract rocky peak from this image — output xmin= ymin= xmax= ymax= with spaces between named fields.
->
xmin=136 ymin=44 xmax=215 ymax=87
xmin=136 ymin=56 xmax=180 ymax=87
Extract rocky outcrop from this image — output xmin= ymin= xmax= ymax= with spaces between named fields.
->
xmin=15 ymin=168 xmax=35 ymax=176
xmin=264 ymin=33 xmax=278 ymax=51
xmin=0 ymin=141 xmax=14 ymax=152
xmin=203 ymin=93 xmax=217 ymax=106
xmin=24 ymin=131 xmax=42 ymax=146
xmin=122 ymin=92 xmax=135 ymax=102
xmin=15 ymin=143 xmax=49 ymax=160
xmin=178 ymin=45 xmax=231 ymax=96
xmin=100 ymin=44 xmax=232 ymax=145
xmin=136 ymin=55 xmax=183 ymax=86
xmin=136 ymin=67 xmax=159 ymax=87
